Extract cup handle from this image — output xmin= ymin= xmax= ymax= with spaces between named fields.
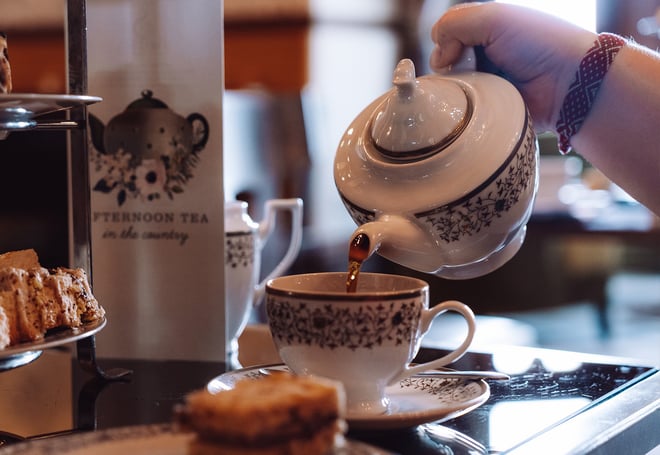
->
xmin=253 ymin=198 xmax=304 ymax=304
xmin=392 ymin=300 xmax=476 ymax=383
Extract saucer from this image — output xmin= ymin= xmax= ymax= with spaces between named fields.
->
xmin=207 ymin=364 xmax=490 ymax=430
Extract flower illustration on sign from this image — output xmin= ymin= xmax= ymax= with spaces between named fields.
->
xmin=89 ymin=90 xmax=209 ymax=206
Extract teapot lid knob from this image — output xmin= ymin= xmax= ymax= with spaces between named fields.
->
xmin=370 ymin=58 xmax=471 ymax=161
xmin=393 ymin=58 xmax=416 ymax=97
xmin=125 ymin=89 xmax=169 ymax=110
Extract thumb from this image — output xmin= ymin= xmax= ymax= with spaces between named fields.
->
xmin=429 ymin=40 xmax=466 ymax=71
xmin=429 ymin=3 xmax=497 ymax=71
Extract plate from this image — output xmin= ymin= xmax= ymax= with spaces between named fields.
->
xmin=0 ymin=317 xmax=107 ymax=372
xmin=0 ymin=93 xmax=102 ymax=129
xmin=208 ymin=364 xmax=490 ymax=430
xmin=0 ymin=424 xmax=392 ymax=454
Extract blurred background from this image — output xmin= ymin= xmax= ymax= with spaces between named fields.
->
xmin=1 ymin=0 xmax=658 ymax=363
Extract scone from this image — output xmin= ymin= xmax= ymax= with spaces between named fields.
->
xmin=0 ymin=32 xmax=12 ymax=94
xmin=0 ymin=249 xmax=105 ymax=348
xmin=175 ymin=372 xmax=346 ymax=455
xmin=0 ymin=306 xmax=10 ymax=348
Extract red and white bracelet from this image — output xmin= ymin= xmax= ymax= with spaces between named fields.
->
xmin=555 ymin=32 xmax=627 ymax=154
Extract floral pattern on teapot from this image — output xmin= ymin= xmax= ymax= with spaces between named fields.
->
xmin=340 ymin=111 xmax=536 ymax=245
xmin=225 ymin=232 xmax=255 ymax=269
xmin=418 ymin=112 xmax=536 ymax=243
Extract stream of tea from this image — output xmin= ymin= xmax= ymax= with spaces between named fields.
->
xmin=346 ymin=233 xmax=370 ymax=293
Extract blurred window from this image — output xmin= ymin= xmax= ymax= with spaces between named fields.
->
xmin=498 ymin=0 xmax=597 ymax=32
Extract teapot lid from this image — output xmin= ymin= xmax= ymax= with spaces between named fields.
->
xmin=224 ymin=200 xmax=258 ymax=233
xmin=370 ymin=59 xmax=471 ymax=161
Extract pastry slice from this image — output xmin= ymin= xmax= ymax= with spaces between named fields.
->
xmin=0 ymin=249 xmax=105 ymax=349
xmin=0 ymin=297 xmax=16 ymax=348
xmin=0 ymin=32 xmax=12 ymax=94
xmin=176 ymin=372 xmax=346 ymax=455
xmin=0 ymin=268 xmax=44 ymax=342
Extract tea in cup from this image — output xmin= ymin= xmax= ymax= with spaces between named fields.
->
xmin=225 ymin=198 xmax=303 ymax=368
xmin=265 ymin=272 xmax=476 ymax=415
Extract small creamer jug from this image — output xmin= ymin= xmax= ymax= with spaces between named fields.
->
xmin=224 ymin=198 xmax=303 ymax=367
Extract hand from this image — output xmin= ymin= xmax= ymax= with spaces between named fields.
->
xmin=429 ymin=2 xmax=596 ymax=132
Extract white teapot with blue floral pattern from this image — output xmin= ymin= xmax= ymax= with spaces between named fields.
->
xmin=334 ymin=58 xmax=539 ymax=279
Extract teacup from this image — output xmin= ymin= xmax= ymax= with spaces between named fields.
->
xmin=225 ymin=198 xmax=303 ymax=368
xmin=265 ymin=272 xmax=476 ymax=415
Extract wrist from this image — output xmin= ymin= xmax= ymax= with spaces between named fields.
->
xmin=555 ymin=33 xmax=627 ymax=154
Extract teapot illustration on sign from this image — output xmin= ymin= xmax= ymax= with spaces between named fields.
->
xmin=90 ymin=89 xmax=209 ymax=205
xmin=334 ymin=58 xmax=539 ymax=279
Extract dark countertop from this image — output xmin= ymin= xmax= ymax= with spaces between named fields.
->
xmin=1 ymin=341 xmax=658 ymax=454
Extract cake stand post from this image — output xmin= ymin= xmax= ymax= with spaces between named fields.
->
xmin=67 ymin=0 xmax=132 ymax=381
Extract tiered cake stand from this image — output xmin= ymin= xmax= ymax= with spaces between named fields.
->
xmin=0 ymin=0 xmax=130 ymax=382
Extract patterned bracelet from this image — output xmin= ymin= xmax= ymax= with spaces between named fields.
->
xmin=555 ymin=32 xmax=627 ymax=154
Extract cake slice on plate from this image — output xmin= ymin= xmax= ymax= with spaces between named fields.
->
xmin=0 ymin=249 xmax=105 ymax=349
xmin=175 ymin=372 xmax=346 ymax=455
xmin=0 ymin=32 xmax=12 ymax=94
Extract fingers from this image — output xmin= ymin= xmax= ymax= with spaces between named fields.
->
xmin=430 ymin=2 xmax=497 ymax=71
xmin=429 ymin=41 xmax=464 ymax=71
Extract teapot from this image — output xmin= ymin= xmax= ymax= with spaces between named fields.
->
xmin=89 ymin=89 xmax=209 ymax=168
xmin=334 ymin=58 xmax=539 ymax=279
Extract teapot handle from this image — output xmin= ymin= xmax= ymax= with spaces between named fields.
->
xmin=447 ymin=46 xmax=477 ymax=73
xmin=440 ymin=45 xmax=509 ymax=81
xmin=187 ymin=113 xmax=210 ymax=152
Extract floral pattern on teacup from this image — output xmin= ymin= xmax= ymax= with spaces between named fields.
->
xmin=267 ymin=299 xmax=421 ymax=350
xmin=225 ymin=232 xmax=254 ymax=268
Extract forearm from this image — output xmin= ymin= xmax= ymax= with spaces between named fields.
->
xmin=571 ymin=43 xmax=660 ymax=214
xmin=429 ymin=3 xmax=660 ymax=214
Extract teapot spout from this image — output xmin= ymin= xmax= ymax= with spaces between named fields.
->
xmin=349 ymin=216 xmax=438 ymax=273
